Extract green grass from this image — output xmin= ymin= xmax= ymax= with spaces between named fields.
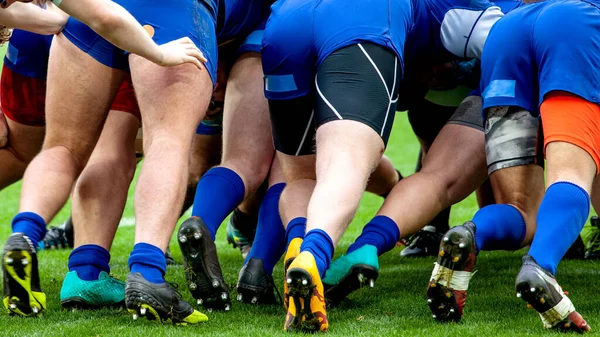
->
xmin=1 ymin=114 xmax=600 ymax=337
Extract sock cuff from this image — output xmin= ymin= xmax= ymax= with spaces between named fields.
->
xmin=12 ymin=212 xmax=46 ymax=229
xmin=369 ymin=215 xmax=400 ymax=239
xmin=265 ymin=183 xmax=286 ymax=198
xmin=69 ymin=244 xmax=111 ymax=271
xmin=286 ymin=217 xmax=307 ymax=242
xmin=70 ymin=244 xmax=110 ymax=260
xmin=128 ymin=243 xmax=167 ymax=275
xmin=205 ymin=167 xmax=246 ymax=196
xmin=305 ymin=229 xmax=334 ymax=253
xmin=547 ymin=181 xmax=590 ymax=209
xmin=287 ymin=217 xmax=307 ymax=228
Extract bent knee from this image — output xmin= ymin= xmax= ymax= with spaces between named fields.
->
xmin=223 ymin=158 xmax=272 ymax=192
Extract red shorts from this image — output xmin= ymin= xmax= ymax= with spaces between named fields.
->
xmin=0 ymin=65 xmax=141 ymax=126
xmin=111 ymin=74 xmax=141 ymax=121
xmin=1 ymin=65 xmax=47 ymax=126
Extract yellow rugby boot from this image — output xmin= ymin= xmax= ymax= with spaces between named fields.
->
xmin=283 ymin=238 xmax=302 ymax=309
xmin=284 ymin=251 xmax=328 ymax=332
xmin=2 ymin=233 xmax=46 ymax=316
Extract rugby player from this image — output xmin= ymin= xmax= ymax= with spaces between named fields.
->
xmin=1 ymin=0 xmax=216 ymax=324
xmin=427 ymin=0 xmax=595 ymax=332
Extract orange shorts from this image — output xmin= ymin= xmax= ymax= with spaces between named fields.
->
xmin=540 ymin=91 xmax=600 ymax=172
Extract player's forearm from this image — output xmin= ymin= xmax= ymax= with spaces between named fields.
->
xmin=0 ymin=2 xmax=66 ymax=34
xmin=58 ymin=0 xmax=165 ymax=65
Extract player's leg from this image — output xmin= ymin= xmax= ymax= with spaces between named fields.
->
xmin=188 ymin=52 xmax=269 ymax=239
xmin=179 ymin=50 xmax=273 ymax=309
xmin=513 ymin=4 xmax=600 ymax=331
xmin=515 ymin=92 xmax=595 ymax=333
xmin=123 ymin=0 xmax=215 ymax=323
xmin=2 ymin=28 xmax=124 ymax=316
xmin=288 ymin=42 xmax=400 ymax=332
xmin=61 ymin=77 xmax=140 ymax=309
xmin=182 ymin=129 xmax=222 ymax=216
xmin=399 ymin=97 xmax=456 ymax=258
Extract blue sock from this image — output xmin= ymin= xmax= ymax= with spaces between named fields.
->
xmin=68 ymin=244 xmax=110 ymax=281
xmin=244 ymin=183 xmax=286 ymax=274
xmin=192 ymin=167 xmax=245 ymax=240
xmin=12 ymin=212 xmax=47 ymax=246
xmin=529 ymin=182 xmax=590 ymax=275
xmin=472 ymin=204 xmax=527 ymax=251
xmin=300 ymin=229 xmax=334 ymax=278
xmin=285 ymin=217 xmax=306 ymax=248
xmin=347 ymin=216 xmax=400 ymax=256
xmin=128 ymin=243 xmax=167 ymax=284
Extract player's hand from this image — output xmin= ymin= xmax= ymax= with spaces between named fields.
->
xmin=158 ymin=37 xmax=207 ymax=70
xmin=0 ymin=110 xmax=8 ymax=148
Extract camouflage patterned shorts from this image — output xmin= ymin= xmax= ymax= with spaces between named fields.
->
xmin=484 ymin=106 xmax=543 ymax=174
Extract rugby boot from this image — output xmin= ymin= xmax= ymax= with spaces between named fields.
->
xmin=236 ymin=258 xmax=279 ymax=305
xmin=283 ymin=237 xmax=302 ymax=309
xmin=2 ymin=233 xmax=46 ymax=316
xmin=125 ymin=272 xmax=208 ymax=325
xmin=226 ymin=209 xmax=256 ymax=259
xmin=60 ymin=271 xmax=125 ymax=309
xmin=322 ymin=245 xmax=379 ymax=306
xmin=401 ymin=226 xmax=445 ymax=258
xmin=284 ymin=252 xmax=328 ymax=332
xmin=40 ymin=217 xmax=74 ymax=250
xmin=427 ymin=222 xmax=477 ymax=323
xmin=178 ymin=217 xmax=231 ymax=311
xmin=515 ymin=255 xmax=590 ymax=333
xmin=584 ymin=216 xmax=600 ymax=259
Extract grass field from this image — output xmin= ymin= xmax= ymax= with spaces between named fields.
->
xmin=2 ymin=105 xmax=600 ymax=336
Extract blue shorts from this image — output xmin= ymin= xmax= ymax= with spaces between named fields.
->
xmin=262 ymin=0 xmax=411 ymax=100
xmin=218 ymin=0 xmax=269 ymax=45
xmin=237 ymin=19 xmax=265 ymax=54
xmin=4 ymin=30 xmax=52 ymax=79
xmin=481 ymin=0 xmax=600 ymax=113
xmin=63 ymin=0 xmax=218 ymax=83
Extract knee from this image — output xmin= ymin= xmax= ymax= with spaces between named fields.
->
xmin=498 ymin=190 xmax=533 ymax=219
xmin=419 ymin=166 xmax=462 ymax=205
xmin=223 ymin=157 xmax=272 ymax=193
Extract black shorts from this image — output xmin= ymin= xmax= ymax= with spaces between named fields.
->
xmin=269 ymin=43 xmax=401 ymax=155
xmin=407 ymin=94 xmax=484 ymax=146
